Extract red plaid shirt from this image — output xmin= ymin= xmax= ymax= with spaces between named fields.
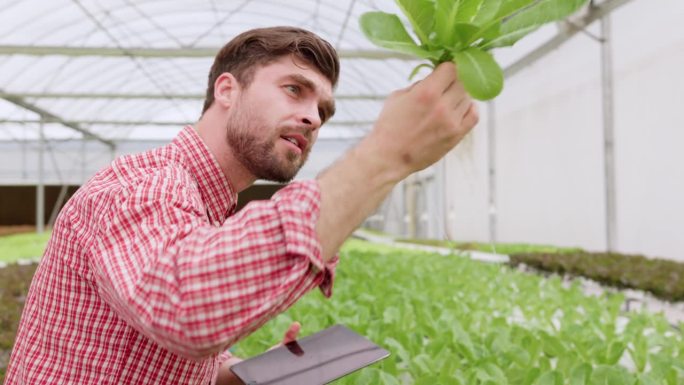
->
xmin=6 ymin=126 xmax=336 ymax=385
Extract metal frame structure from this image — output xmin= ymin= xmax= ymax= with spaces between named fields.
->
xmin=0 ymin=0 xmax=634 ymax=248
xmin=484 ymin=0 xmax=633 ymax=251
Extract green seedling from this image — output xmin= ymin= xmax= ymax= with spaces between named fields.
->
xmin=360 ymin=0 xmax=589 ymax=100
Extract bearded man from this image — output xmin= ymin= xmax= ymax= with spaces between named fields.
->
xmin=6 ymin=26 xmax=477 ymax=385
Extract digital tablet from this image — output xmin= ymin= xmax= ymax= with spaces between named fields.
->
xmin=230 ymin=324 xmax=390 ymax=385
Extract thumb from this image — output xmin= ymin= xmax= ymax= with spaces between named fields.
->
xmin=282 ymin=321 xmax=301 ymax=344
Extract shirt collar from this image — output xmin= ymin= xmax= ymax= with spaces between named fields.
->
xmin=173 ymin=125 xmax=237 ymax=224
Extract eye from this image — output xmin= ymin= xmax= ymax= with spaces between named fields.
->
xmin=284 ymin=84 xmax=300 ymax=95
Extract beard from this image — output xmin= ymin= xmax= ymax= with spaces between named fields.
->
xmin=225 ymin=101 xmax=310 ymax=183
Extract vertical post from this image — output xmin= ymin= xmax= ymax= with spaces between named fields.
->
xmin=434 ymin=160 xmax=446 ymax=240
xmin=487 ymin=101 xmax=498 ymax=244
xmin=36 ymin=121 xmax=45 ymax=234
xmin=404 ymin=175 xmax=417 ymax=239
xmin=21 ymin=123 xmax=28 ymax=180
xmin=601 ymin=14 xmax=617 ymax=251
xmin=81 ymin=138 xmax=87 ymax=183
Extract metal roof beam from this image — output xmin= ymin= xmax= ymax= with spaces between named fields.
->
xmin=0 ymin=119 xmax=375 ymax=127
xmin=504 ymin=0 xmax=634 ymax=78
xmin=1 ymin=91 xmax=115 ymax=148
xmin=0 ymin=91 xmax=388 ymax=101
xmin=0 ymin=45 xmax=415 ymax=60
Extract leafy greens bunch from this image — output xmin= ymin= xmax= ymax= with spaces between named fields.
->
xmin=360 ymin=0 xmax=590 ymax=100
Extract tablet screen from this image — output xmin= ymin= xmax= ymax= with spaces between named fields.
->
xmin=230 ymin=324 xmax=390 ymax=385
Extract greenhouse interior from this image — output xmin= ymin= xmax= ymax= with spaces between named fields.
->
xmin=1 ymin=0 xmax=683 ymax=384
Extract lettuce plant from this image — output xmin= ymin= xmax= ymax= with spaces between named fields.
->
xmin=233 ymin=240 xmax=684 ymax=385
xmin=360 ymin=0 xmax=590 ymax=100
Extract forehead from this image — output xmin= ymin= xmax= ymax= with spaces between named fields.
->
xmin=253 ymin=55 xmax=333 ymax=96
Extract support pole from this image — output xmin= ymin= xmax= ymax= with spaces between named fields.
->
xmin=487 ymin=101 xmax=498 ymax=244
xmin=21 ymin=127 xmax=27 ymax=180
xmin=601 ymin=14 xmax=617 ymax=251
xmin=405 ymin=175 xmax=417 ymax=238
xmin=81 ymin=138 xmax=87 ymax=182
xmin=36 ymin=121 xmax=45 ymax=234
xmin=434 ymin=159 xmax=446 ymax=240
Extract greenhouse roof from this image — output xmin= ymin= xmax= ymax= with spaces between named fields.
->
xmin=0 ymin=0 xmax=630 ymax=144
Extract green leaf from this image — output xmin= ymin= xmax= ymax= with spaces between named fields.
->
xmin=484 ymin=363 xmax=508 ymax=384
xmin=555 ymin=351 xmax=580 ymax=374
xmin=394 ymin=0 xmax=434 ymax=44
xmin=591 ymin=365 xmax=636 ymax=385
xmin=495 ymin=0 xmax=537 ymax=19
xmin=534 ymin=370 xmax=563 ymax=385
xmin=540 ymin=332 xmax=567 ymax=357
xmin=454 ymin=0 xmax=484 ymax=24
xmin=569 ymin=363 xmax=592 ymax=385
xmin=472 ymin=0 xmax=502 ymax=25
xmin=383 ymin=306 xmax=400 ymax=324
xmin=628 ymin=336 xmax=648 ymax=372
xmin=379 ymin=370 xmax=401 ymax=385
xmin=355 ymin=367 xmax=382 ymax=385
xmin=409 ymin=63 xmax=435 ymax=80
xmin=506 ymin=345 xmax=531 ymax=367
xmin=479 ymin=24 xmax=539 ymax=50
xmin=457 ymin=0 xmax=501 ymax=26
xmin=410 ymin=353 xmax=434 ymax=374
xmin=434 ymin=0 xmax=463 ymax=47
xmin=636 ymin=373 xmax=661 ymax=385
xmin=482 ymin=0 xmax=589 ymax=49
xmin=452 ymin=23 xmax=481 ymax=50
xmin=384 ymin=337 xmax=410 ymax=364
xmin=467 ymin=0 xmax=536 ymax=45
xmin=523 ymin=368 xmax=542 ymax=385
xmin=359 ymin=11 xmax=436 ymax=59
xmin=606 ymin=341 xmax=626 ymax=365
xmin=453 ymin=47 xmax=503 ymax=100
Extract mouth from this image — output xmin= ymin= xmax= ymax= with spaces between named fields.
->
xmin=280 ymin=134 xmax=308 ymax=154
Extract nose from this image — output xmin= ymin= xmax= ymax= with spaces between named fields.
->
xmin=299 ymin=103 xmax=322 ymax=131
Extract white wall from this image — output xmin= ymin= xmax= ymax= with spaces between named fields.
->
xmin=444 ymin=0 xmax=684 ymax=261
xmin=610 ymin=0 xmax=684 ymax=260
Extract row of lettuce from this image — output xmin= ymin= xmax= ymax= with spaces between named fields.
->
xmin=396 ymin=237 xmax=684 ymax=302
xmin=236 ymin=239 xmax=683 ymax=385
xmin=1 ymin=236 xmax=682 ymax=384
xmin=509 ymin=252 xmax=684 ymax=302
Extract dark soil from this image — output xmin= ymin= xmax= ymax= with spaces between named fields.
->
xmin=0 ymin=262 xmax=38 ymax=382
xmin=0 ymin=226 xmax=36 ymax=237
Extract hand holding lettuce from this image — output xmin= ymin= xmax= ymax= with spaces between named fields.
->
xmin=360 ymin=0 xmax=589 ymax=100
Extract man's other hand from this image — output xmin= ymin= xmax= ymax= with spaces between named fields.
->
xmin=216 ymin=322 xmax=302 ymax=385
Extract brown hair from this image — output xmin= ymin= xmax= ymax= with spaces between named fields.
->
xmin=202 ymin=26 xmax=340 ymax=114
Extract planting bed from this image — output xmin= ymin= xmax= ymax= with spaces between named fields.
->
xmin=1 ymin=238 xmax=683 ymax=384
xmin=235 ymin=240 xmax=683 ymax=384
xmin=0 ymin=262 xmax=37 ymax=382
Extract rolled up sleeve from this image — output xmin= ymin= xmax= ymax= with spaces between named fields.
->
xmin=89 ymin=169 xmax=337 ymax=360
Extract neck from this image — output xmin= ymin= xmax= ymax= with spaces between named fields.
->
xmin=194 ymin=112 xmax=256 ymax=193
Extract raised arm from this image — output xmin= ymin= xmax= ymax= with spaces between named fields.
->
xmin=316 ymin=62 xmax=478 ymax=262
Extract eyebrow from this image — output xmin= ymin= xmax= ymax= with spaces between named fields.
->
xmin=286 ymin=73 xmax=336 ymax=123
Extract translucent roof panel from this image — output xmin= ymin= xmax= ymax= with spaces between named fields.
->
xmin=0 ymin=0 xmax=423 ymax=142
xmin=0 ymin=0 xmax=597 ymax=143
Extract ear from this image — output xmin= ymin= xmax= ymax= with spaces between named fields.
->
xmin=213 ymin=72 xmax=240 ymax=109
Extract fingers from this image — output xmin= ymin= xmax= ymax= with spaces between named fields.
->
xmin=454 ymin=95 xmax=473 ymax=121
xmin=411 ymin=62 xmax=469 ymax=114
xmin=282 ymin=322 xmax=301 ymax=344
xmin=417 ymin=62 xmax=457 ymax=95
xmin=444 ymin=79 xmax=469 ymax=111
xmin=461 ymin=103 xmax=480 ymax=129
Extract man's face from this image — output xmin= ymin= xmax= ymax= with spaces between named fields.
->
xmin=225 ymin=55 xmax=335 ymax=183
